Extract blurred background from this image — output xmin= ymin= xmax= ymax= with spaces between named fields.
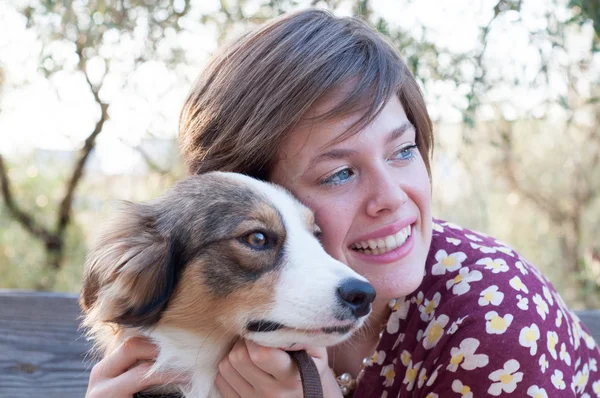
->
xmin=0 ymin=0 xmax=598 ymax=308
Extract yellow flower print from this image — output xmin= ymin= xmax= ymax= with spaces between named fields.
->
xmin=380 ymin=363 xmax=395 ymax=387
xmin=432 ymin=250 xmax=466 ymax=275
xmin=476 ymin=257 xmax=509 ymax=274
xmin=425 ymin=394 xmax=439 ymax=398
xmin=419 ymin=292 xmax=441 ymax=322
xmin=527 ymin=385 xmax=548 ymax=398
xmin=515 ymin=260 xmax=528 ymax=275
xmin=539 ymin=354 xmax=549 ymax=373
xmin=519 ymin=323 xmax=540 ymax=355
xmin=452 ymin=379 xmax=473 ymax=398
xmin=485 ymin=311 xmax=514 ymax=335
xmin=532 ymin=293 xmax=549 ymax=320
xmin=517 ymin=294 xmax=529 ymax=310
xmin=417 ymin=367 xmax=428 ymax=389
xmin=509 ymin=276 xmax=529 ymax=293
xmin=423 ymin=314 xmax=450 ymax=349
xmin=372 ymin=350 xmax=386 ymax=365
xmin=411 ymin=291 xmax=424 ymax=306
xmin=487 ymin=359 xmax=524 ymax=396
xmin=559 ymin=342 xmax=572 ymax=365
xmin=446 ymin=337 xmax=489 ymax=372
xmin=571 ymin=363 xmax=590 ymax=394
xmin=479 ymin=285 xmax=504 ymax=306
xmin=446 ymin=237 xmax=461 ymax=246
xmin=446 ymin=267 xmax=483 ymax=296
xmin=386 ymin=297 xmax=410 ymax=334
xmin=551 ymin=369 xmax=566 ymax=390
xmin=400 ymin=350 xmax=412 ymax=366
xmin=542 ymin=286 xmax=554 ymax=306
xmin=547 ymin=331 xmax=559 ymax=360
xmin=403 ymin=360 xmax=422 ymax=391
xmin=448 ymin=315 xmax=468 ymax=335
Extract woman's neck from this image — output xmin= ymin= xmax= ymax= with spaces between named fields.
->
xmin=328 ymin=297 xmax=395 ymax=377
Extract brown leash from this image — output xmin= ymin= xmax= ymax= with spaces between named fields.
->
xmin=287 ymin=350 xmax=324 ymax=398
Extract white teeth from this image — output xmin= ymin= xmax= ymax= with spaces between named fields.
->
xmin=351 ymin=224 xmax=412 ymax=254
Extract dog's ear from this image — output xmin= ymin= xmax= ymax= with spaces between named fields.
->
xmin=80 ymin=201 xmax=186 ymax=327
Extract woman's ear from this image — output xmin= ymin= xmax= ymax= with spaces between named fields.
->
xmin=80 ymin=201 xmax=186 ymax=327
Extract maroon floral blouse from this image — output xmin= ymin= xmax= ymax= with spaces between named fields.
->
xmin=353 ymin=219 xmax=600 ymax=397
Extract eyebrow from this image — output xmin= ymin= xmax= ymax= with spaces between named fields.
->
xmin=305 ymin=121 xmax=415 ymax=173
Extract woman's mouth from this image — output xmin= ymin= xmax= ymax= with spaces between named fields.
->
xmin=350 ymin=224 xmax=412 ymax=255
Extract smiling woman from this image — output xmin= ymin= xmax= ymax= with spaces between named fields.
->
xmin=84 ymin=8 xmax=600 ymax=398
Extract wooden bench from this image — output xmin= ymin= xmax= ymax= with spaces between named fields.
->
xmin=2 ymin=290 xmax=600 ymax=398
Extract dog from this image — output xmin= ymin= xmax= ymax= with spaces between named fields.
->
xmin=80 ymin=171 xmax=376 ymax=397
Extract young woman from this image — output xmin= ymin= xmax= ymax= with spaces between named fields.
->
xmin=86 ymin=8 xmax=600 ymax=397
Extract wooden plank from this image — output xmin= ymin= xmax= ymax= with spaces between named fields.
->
xmin=0 ymin=290 xmax=94 ymax=398
xmin=1 ymin=290 xmax=600 ymax=398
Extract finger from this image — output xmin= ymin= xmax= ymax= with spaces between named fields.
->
xmin=215 ymin=373 xmax=241 ymax=398
xmin=110 ymin=361 xmax=187 ymax=395
xmin=218 ymin=354 xmax=255 ymax=396
xmin=244 ymin=340 xmax=298 ymax=382
xmin=98 ymin=337 xmax=158 ymax=379
xmin=227 ymin=340 xmax=276 ymax=386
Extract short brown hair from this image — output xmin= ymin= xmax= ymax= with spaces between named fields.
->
xmin=179 ymin=8 xmax=433 ymax=180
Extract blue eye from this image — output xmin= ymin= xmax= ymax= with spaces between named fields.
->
xmin=393 ymin=144 xmax=418 ymax=161
xmin=321 ymin=168 xmax=353 ymax=186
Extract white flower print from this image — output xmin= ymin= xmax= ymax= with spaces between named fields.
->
xmin=485 ymin=311 xmax=514 ymax=335
xmin=465 ymin=233 xmax=482 ymax=242
xmin=515 ymin=260 xmax=528 ymax=275
xmin=432 ymin=221 xmax=444 ymax=233
xmin=547 ymin=331 xmax=559 ymax=360
xmin=539 ymin=354 xmax=549 ymax=373
xmin=571 ymin=363 xmax=590 ymax=394
xmin=380 ymin=363 xmax=395 ymax=387
xmin=444 ymin=222 xmax=463 ymax=230
xmin=479 ymin=285 xmax=504 ymax=306
xmin=590 ymin=358 xmax=597 ymax=372
xmin=556 ymin=309 xmax=563 ymax=328
xmin=419 ymin=292 xmax=441 ymax=322
xmin=532 ymin=294 xmax=549 ymax=320
xmin=446 ymin=267 xmax=483 ymax=295
xmin=423 ymin=314 xmax=449 ymax=349
xmin=446 ymin=237 xmax=461 ymax=246
xmin=488 ymin=359 xmax=524 ymax=395
xmin=448 ymin=316 xmax=468 ymax=335
xmin=509 ymin=276 xmax=529 ymax=293
xmin=371 ymin=350 xmax=386 ymax=365
xmin=519 ymin=323 xmax=540 ymax=355
xmin=527 ymin=385 xmax=548 ymax=398
xmin=476 ymin=257 xmax=509 ymax=274
xmin=400 ymin=350 xmax=412 ymax=366
xmin=517 ymin=294 xmax=529 ymax=310
xmin=446 ymin=338 xmax=489 ymax=372
xmin=551 ymin=369 xmax=566 ymax=390
xmin=426 ymin=365 xmax=442 ymax=387
xmin=424 ymin=393 xmax=439 ymax=398
xmin=585 ymin=331 xmax=597 ymax=350
xmin=592 ymin=380 xmax=600 ymax=395
xmin=392 ymin=333 xmax=405 ymax=350
xmin=470 ymin=242 xmax=497 ymax=253
xmin=411 ymin=291 xmax=424 ymax=306
xmin=559 ymin=343 xmax=572 ymax=365
xmin=542 ymin=286 xmax=554 ymax=306
xmin=452 ymin=379 xmax=473 ymax=398
xmin=403 ymin=360 xmax=422 ymax=391
xmin=432 ymin=250 xmax=466 ymax=275
xmin=386 ymin=298 xmax=410 ymax=334
xmin=495 ymin=246 xmax=515 ymax=257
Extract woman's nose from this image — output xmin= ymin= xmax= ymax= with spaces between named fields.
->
xmin=365 ymin=168 xmax=408 ymax=217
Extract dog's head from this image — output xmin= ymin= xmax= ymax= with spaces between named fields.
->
xmin=80 ymin=172 xmax=375 ymax=349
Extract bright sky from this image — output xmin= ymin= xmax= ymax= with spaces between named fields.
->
xmin=0 ymin=0 xmax=594 ymax=173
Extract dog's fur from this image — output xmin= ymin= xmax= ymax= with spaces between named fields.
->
xmin=80 ymin=172 xmax=374 ymax=397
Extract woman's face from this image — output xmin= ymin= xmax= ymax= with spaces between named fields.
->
xmin=270 ymin=94 xmax=432 ymax=305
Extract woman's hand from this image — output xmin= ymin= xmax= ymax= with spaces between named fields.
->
xmin=85 ymin=337 xmax=186 ymax=398
xmin=216 ymin=339 xmax=342 ymax=398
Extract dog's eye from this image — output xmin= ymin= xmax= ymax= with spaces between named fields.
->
xmin=242 ymin=231 xmax=269 ymax=249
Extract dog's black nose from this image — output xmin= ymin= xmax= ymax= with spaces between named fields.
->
xmin=337 ymin=279 xmax=376 ymax=318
